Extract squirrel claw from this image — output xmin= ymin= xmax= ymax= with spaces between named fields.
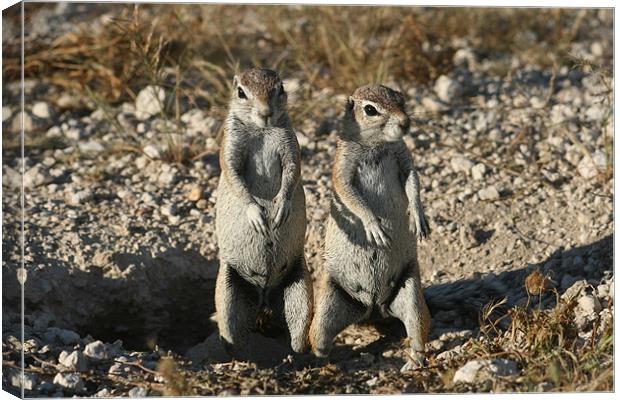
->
xmin=365 ymin=219 xmax=391 ymax=248
xmin=273 ymin=197 xmax=291 ymax=229
xmin=400 ymin=360 xmax=424 ymax=373
xmin=400 ymin=351 xmax=426 ymax=372
xmin=412 ymin=207 xmax=431 ymax=240
xmin=247 ymin=203 xmax=268 ymax=236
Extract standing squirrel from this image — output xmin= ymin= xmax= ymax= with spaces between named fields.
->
xmin=214 ymin=68 xmax=313 ymax=358
xmin=309 ymin=84 xmax=431 ymax=372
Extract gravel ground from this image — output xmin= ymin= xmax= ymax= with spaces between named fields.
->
xmin=2 ymin=4 xmax=614 ymax=396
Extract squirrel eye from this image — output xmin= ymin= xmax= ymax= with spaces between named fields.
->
xmin=237 ymin=87 xmax=247 ymax=99
xmin=278 ymin=83 xmax=285 ymax=96
xmin=364 ymin=104 xmax=379 ymax=116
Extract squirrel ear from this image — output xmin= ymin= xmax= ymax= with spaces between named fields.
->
xmin=346 ymin=97 xmax=355 ymax=112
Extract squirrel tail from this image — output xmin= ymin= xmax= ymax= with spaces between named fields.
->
xmin=424 ymin=274 xmax=511 ymax=330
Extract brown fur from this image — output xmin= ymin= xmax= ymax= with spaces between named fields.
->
xmin=351 ymin=84 xmax=406 ymax=114
xmin=238 ymin=68 xmax=281 ymax=100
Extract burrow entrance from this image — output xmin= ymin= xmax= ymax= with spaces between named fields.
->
xmin=7 ymin=248 xmax=220 ymax=354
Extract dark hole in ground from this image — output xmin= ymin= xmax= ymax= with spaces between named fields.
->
xmin=76 ymin=275 xmax=217 ymax=353
xmin=474 ymin=228 xmax=495 ymax=245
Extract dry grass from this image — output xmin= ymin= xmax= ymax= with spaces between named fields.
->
xmin=463 ymin=271 xmax=614 ymax=392
xmin=3 ymin=5 xmax=608 ymax=163
xmin=1 ymin=7 xmax=613 ymax=393
xmin=156 ymin=275 xmax=613 ymax=394
xmin=4 ymin=6 xmax=604 ymax=108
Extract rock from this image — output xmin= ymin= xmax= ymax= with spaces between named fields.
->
xmin=530 ymin=96 xmax=546 ymax=109
xmin=537 ymin=382 xmax=554 ymax=392
xmin=12 ymin=111 xmax=33 ymax=132
xmin=3 ymin=166 xmax=21 ymax=188
xmin=84 ymin=340 xmax=122 ymax=361
xmin=453 ymin=48 xmax=477 ymax=68
xmin=53 ymin=372 xmax=84 ymax=391
xmin=128 ymin=387 xmax=149 ymax=397
xmin=141 ymin=192 xmax=156 ymax=205
xmin=205 ymin=137 xmax=219 ymax=150
xmin=562 ymin=279 xmax=589 ymax=300
xmin=585 ymin=104 xmax=606 ymax=122
xmin=78 ymin=141 xmax=105 ymax=153
xmin=135 ymin=85 xmax=166 ymax=120
xmin=434 ymin=75 xmax=463 ymax=103
xmin=42 ymin=156 xmax=56 ymax=167
xmin=296 ymin=131 xmax=312 ymax=148
xmin=453 ymin=358 xmax=519 ymax=384
xmin=471 ymin=163 xmax=487 ymax=180
xmin=24 ymin=164 xmax=52 ymax=187
xmin=160 ymin=204 xmax=177 ymax=217
xmin=185 ymin=333 xmax=231 ymax=365
xmin=143 ymin=144 xmax=161 ymax=159
xmin=56 ymin=93 xmax=84 ymax=110
xmin=44 ymin=327 xmax=80 ymax=345
xmin=67 ymin=189 xmax=93 ymax=206
xmin=576 ymin=295 xmax=602 ymax=316
xmin=158 ymin=170 xmax=177 ymax=186
xmin=181 ymin=109 xmax=219 ymax=136
xmin=58 ymin=350 xmax=88 ymax=372
xmin=450 ymin=156 xmax=474 ymax=174
xmin=94 ymin=388 xmax=112 ymax=397
xmin=595 ymin=281 xmax=609 ymax=298
xmin=57 ymin=329 xmax=81 ymax=345
xmin=365 ymin=376 xmax=379 ymax=387
xmin=188 ymin=185 xmax=204 ymax=202
xmin=181 ymin=108 xmax=206 ymax=125
xmin=478 ymin=185 xmax=500 ymax=201
xmin=45 ymin=126 xmax=62 ymax=138
xmin=32 ymin=102 xmax=52 ymax=119
xmin=10 ymin=371 xmax=37 ymax=390
xmin=196 ymin=199 xmax=208 ymax=209
xmin=436 ymin=348 xmax=461 ymax=361
xmin=108 ymin=363 xmax=123 ymax=376
xmin=422 ymin=97 xmax=449 ymax=113
xmin=2 ymin=105 xmax=12 ymax=122
xmin=550 ymin=104 xmax=573 ymax=125
xmin=459 ymin=224 xmax=477 ymax=249
xmin=23 ymin=338 xmax=39 ymax=353
xmin=577 ymin=151 xmax=607 ymax=179
xmin=65 ymin=127 xmax=84 ymax=141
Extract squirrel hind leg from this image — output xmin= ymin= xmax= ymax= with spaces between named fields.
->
xmin=385 ymin=262 xmax=431 ymax=372
xmin=280 ymin=255 xmax=314 ymax=353
xmin=309 ymin=277 xmax=367 ymax=358
xmin=215 ymin=262 xmax=259 ymax=360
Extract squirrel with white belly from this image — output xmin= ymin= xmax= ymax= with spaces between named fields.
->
xmin=214 ymin=68 xmax=313 ymax=359
xmin=309 ymin=84 xmax=431 ymax=372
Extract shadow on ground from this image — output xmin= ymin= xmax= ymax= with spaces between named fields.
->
xmin=2 ymin=233 xmax=612 ymax=370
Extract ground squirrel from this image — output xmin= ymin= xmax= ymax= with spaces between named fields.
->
xmin=214 ymin=68 xmax=313 ymax=358
xmin=309 ymin=84 xmax=431 ymax=372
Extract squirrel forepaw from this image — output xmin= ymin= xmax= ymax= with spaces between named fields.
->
xmin=272 ymin=196 xmax=291 ymax=229
xmin=247 ymin=203 xmax=268 ymax=236
xmin=364 ymin=218 xmax=392 ymax=248
xmin=411 ymin=207 xmax=431 ymax=240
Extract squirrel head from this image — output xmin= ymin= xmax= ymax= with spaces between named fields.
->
xmin=230 ymin=68 xmax=287 ymax=128
xmin=343 ymin=84 xmax=410 ymax=144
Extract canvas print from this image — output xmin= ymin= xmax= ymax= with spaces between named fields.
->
xmin=1 ymin=1 xmax=614 ymax=397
